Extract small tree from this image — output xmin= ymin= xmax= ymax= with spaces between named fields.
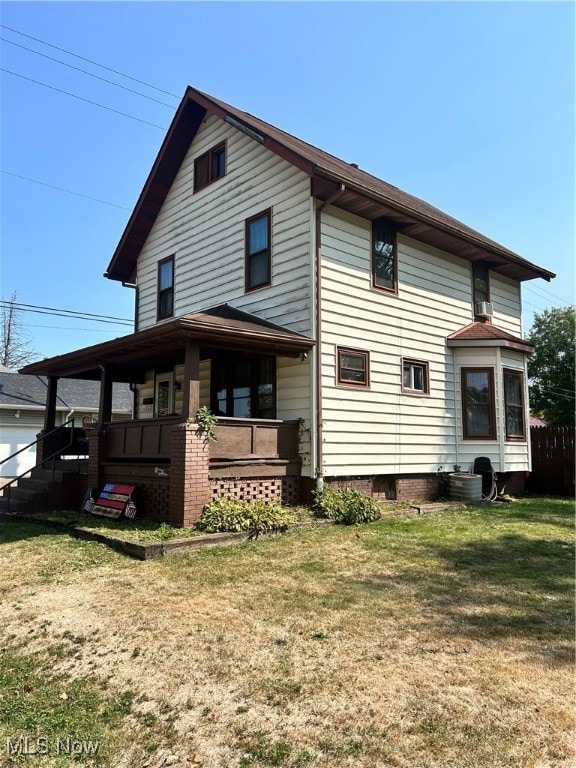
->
xmin=527 ymin=305 xmax=575 ymax=427
xmin=1 ymin=291 xmax=37 ymax=369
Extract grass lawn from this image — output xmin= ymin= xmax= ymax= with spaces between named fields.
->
xmin=0 ymin=497 xmax=573 ymax=767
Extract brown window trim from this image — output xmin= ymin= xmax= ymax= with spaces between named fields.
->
xmin=336 ymin=347 xmax=370 ymax=389
xmin=157 ymin=255 xmax=174 ymax=321
xmin=193 ymin=141 xmax=226 ymax=193
xmin=245 ymin=208 xmax=272 ymax=293
xmin=371 ymin=218 xmax=398 ymax=295
xmin=402 ymin=358 xmax=430 ymax=396
xmin=461 ymin=367 xmax=496 ymax=440
xmin=503 ymin=368 xmax=526 ymax=441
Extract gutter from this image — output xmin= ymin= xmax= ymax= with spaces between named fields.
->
xmin=314 ymin=184 xmax=346 ymax=487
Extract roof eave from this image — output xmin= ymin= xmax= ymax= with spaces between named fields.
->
xmin=313 ymin=169 xmax=555 ymax=283
xmin=446 ymin=338 xmax=534 ymax=354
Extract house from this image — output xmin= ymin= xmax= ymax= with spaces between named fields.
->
xmin=18 ymin=85 xmax=555 ymax=525
xmin=0 ymin=367 xmax=133 ymax=482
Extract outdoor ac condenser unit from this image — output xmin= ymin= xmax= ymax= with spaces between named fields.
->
xmin=475 ymin=301 xmax=494 ymax=318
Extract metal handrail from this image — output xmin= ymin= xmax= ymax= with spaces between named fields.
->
xmin=1 ymin=417 xmax=78 ymax=513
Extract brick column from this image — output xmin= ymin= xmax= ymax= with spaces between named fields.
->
xmin=87 ymin=430 xmax=105 ymax=492
xmin=169 ymin=423 xmax=210 ymax=527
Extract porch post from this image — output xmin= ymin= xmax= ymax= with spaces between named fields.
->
xmin=36 ymin=376 xmax=59 ymax=464
xmin=98 ymin=365 xmax=114 ymax=426
xmin=181 ymin=343 xmax=200 ymax=421
xmin=44 ymin=375 xmax=59 ymax=432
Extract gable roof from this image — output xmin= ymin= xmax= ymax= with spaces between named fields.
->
xmin=0 ymin=370 xmax=133 ymax=411
xmin=105 ymin=85 xmax=555 ymax=285
xmin=446 ymin=321 xmax=534 ymax=354
xmin=19 ymin=304 xmax=314 ymax=381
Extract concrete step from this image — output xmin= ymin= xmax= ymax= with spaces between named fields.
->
xmin=0 ymin=496 xmax=32 ymax=514
xmin=19 ymin=477 xmax=52 ymax=492
xmin=4 ymin=486 xmax=47 ymax=513
xmin=30 ymin=468 xmax=70 ymax=484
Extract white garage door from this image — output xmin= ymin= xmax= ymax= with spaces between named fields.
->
xmin=1 ymin=425 xmax=41 ymax=477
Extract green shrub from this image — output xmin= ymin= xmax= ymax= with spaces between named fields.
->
xmin=313 ymin=487 xmax=382 ymax=525
xmin=197 ymin=498 xmax=296 ymax=534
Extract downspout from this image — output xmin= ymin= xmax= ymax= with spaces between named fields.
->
xmin=314 ymin=183 xmax=346 ymax=489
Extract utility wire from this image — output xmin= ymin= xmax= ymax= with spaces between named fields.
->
xmin=0 ymin=23 xmax=181 ymax=98
xmin=1 ymin=170 xmax=131 ymax=211
xmin=1 ymin=67 xmax=167 ymax=130
xmin=1 ymin=300 xmax=133 ymax=325
xmin=1 ymin=37 xmax=177 ymax=109
xmin=6 ymin=307 xmax=133 ymax=326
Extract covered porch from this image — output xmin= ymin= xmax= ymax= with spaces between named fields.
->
xmin=21 ymin=305 xmax=315 ymax=526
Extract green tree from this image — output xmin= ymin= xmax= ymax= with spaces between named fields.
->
xmin=527 ymin=306 xmax=575 ymax=426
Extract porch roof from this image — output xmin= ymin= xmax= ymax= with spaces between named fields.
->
xmin=20 ymin=305 xmax=315 ymax=381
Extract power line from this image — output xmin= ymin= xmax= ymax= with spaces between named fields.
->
xmin=1 ymin=67 xmax=167 ymax=130
xmin=1 ymin=169 xmax=131 ymax=211
xmin=1 ymin=36 xmax=177 ymax=109
xmin=1 ymin=300 xmax=133 ymax=326
xmin=0 ymin=23 xmax=181 ymax=99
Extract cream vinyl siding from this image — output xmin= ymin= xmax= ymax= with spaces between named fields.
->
xmin=318 ymin=207 xmax=530 ymax=476
xmin=136 ymin=114 xmax=313 ymax=336
xmin=489 ymin=273 xmax=522 ymax=335
xmin=319 ymin=208 xmax=466 ymax=475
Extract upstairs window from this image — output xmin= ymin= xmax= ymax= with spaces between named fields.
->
xmin=245 ymin=209 xmax=271 ymax=291
xmin=473 ymin=261 xmax=490 ymax=305
xmin=461 ymin=367 xmax=496 ymax=439
xmin=372 ymin=217 xmax=397 ymax=293
xmin=402 ymin=359 xmax=430 ymax=395
xmin=193 ymin=142 xmax=226 ymax=192
xmin=337 ymin=348 xmax=370 ymax=388
xmin=157 ymin=256 xmax=174 ymax=320
xmin=504 ymin=369 xmax=526 ymax=440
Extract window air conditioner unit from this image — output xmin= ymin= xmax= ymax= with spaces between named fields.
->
xmin=475 ymin=301 xmax=494 ymax=318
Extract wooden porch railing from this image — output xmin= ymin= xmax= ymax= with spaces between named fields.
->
xmin=103 ymin=417 xmax=300 ymax=462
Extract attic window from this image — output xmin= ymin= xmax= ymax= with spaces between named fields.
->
xmin=194 ymin=142 xmax=226 ymax=192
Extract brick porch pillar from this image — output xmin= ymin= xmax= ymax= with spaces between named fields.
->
xmin=169 ymin=423 xmax=210 ymax=527
xmin=87 ymin=430 xmax=105 ymax=492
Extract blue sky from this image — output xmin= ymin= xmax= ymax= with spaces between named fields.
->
xmin=1 ymin=1 xmax=574 ymax=361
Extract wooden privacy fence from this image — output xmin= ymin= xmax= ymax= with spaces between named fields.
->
xmin=530 ymin=426 xmax=575 ymax=498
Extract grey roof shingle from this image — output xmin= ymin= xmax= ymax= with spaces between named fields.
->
xmin=0 ymin=371 xmax=132 ymax=412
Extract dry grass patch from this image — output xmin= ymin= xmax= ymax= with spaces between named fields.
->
xmin=0 ymin=498 xmax=573 ymax=767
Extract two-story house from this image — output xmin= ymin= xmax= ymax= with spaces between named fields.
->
xmin=20 ymin=85 xmax=554 ymax=526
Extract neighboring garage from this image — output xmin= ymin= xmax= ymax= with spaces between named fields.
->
xmin=0 ymin=367 xmax=133 ymax=484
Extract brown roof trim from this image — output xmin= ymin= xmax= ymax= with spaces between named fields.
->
xmin=105 ymin=85 xmax=555 ymax=285
xmin=447 ymin=321 xmax=534 ymax=354
xmin=20 ymin=305 xmax=315 ymax=380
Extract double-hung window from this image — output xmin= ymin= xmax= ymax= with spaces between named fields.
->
xmin=337 ymin=348 xmax=370 ymax=388
xmin=157 ymin=256 xmax=174 ymax=320
xmin=461 ymin=367 xmax=496 ymax=439
xmin=504 ymin=369 xmax=526 ymax=440
xmin=372 ymin=217 xmax=397 ymax=293
xmin=402 ymin=359 xmax=429 ymax=395
xmin=193 ymin=142 xmax=226 ymax=192
xmin=245 ymin=209 xmax=271 ymax=291
xmin=473 ymin=262 xmax=491 ymax=317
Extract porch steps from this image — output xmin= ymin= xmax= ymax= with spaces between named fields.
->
xmin=0 ymin=460 xmax=88 ymax=515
